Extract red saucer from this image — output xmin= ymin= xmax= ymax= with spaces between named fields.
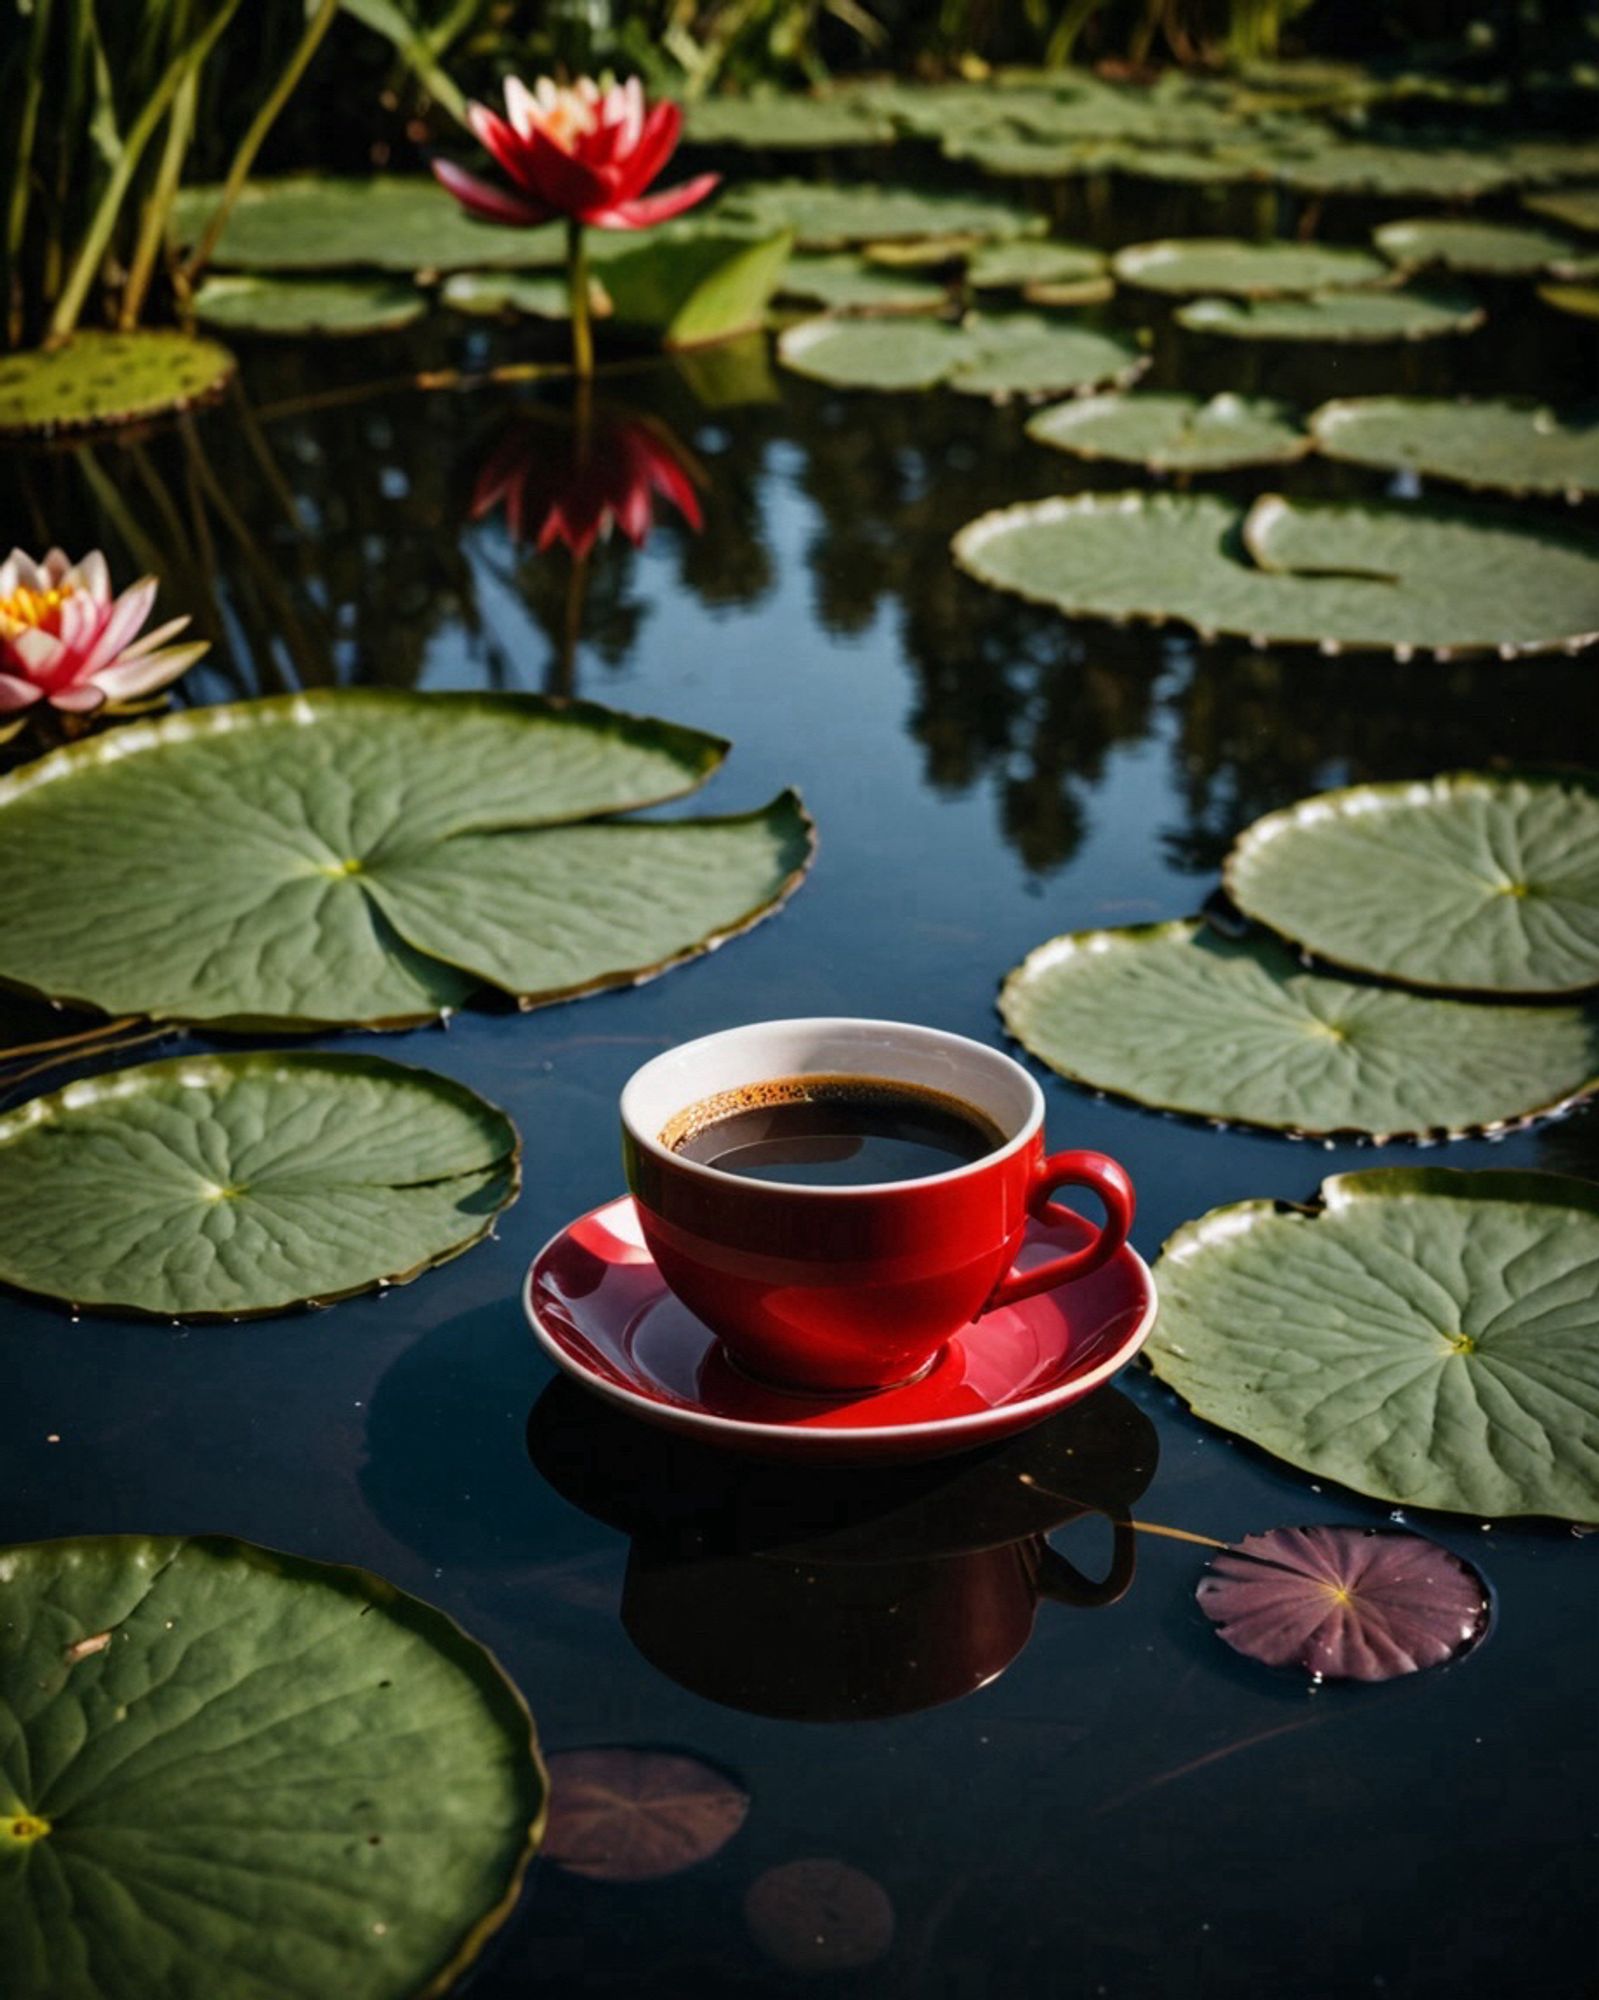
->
xmin=524 ymin=1196 xmax=1158 ymax=1463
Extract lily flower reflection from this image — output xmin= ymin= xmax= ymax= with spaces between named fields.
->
xmin=469 ymin=405 xmax=705 ymax=560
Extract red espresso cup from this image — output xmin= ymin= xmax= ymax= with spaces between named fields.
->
xmin=620 ymin=1018 xmax=1134 ymax=1393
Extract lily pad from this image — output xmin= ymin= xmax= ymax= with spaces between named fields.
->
xmin=776 ymin=253 xmax=947 ymax=315
xmin=777 ymin=315 xmax=971 ymax=390
xmin=172 ymin=175 xmax=565 ymax=273
xmin=193 ymin=274 xmax=426 ymax=337
xmin=1374 ymin=216 xmax=1576 ymax=275
xmin=684 ymin=94 xmax=894 ymax=149
xmin=1309 ymin=397 xmax=1599 ymax=501
xmin=745 ymin=1860 xmax=895 ymax=1974
xmin=0 ymin=1051 xmax=517 ymax=1318
xmin=1028 ymin=392 xmax=1307 ymax=472
xmin=1539 ymin=282 xmax=1599 ymax=320
xmin=0 ymin=1534 xmax=544 ymax=2000
xmin=0 ymin=332 xmax=235 ymax=438
xmin=1524 ymin=184 xmax=1599 ymax=233
xmin=1177 ymin=283 xmax=1483 ymax=342
xmin=542 ymin=1748 xmax=749 ymax=1881
xmin=598 ymin=224 xmax=794 ymax=347
xmin=717 ymin=179 xmax=1042 ymax=250
xmin=999 ymin=920 xmax=1599 ymax=1138
xmin=1020 ymin=274 xmax=1117 ymax=307
xmin=965 ymin=239 xmax=1108 ymax=290
xmin=1269 ymin=139 xmax=1515 ymax=200
xmin=0 ymin=691 xmax=813 ymax=1030
xmin=1223 ymin=772 xmax=1599 ymax=997
xmin=440 ymin=271 xmax=578 ymax=321
xmin=778 ymin=312 xmax=1146 ymax=400
xmin=952 ymin=491 xmax=1599 ymax=656
xmin=1197 ymin=1527 xmax=1491 ymax=1681
xmin=1149 ymin=1169 xmax=1599 ymax=1521
xmin=1114 ymin=238 xmax=1390 ymax=297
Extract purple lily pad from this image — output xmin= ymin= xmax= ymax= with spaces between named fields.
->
xmin=1197 ymin=1525 xmax=1490 ymax=1682
xmin=543 ymin=1746 xmax=750 ymax=1881
xmin=744 ymin=1859 xmax=895 ymax=1973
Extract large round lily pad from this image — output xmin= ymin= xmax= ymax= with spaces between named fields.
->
xmin=777 ymin=315 xmax=970 ymax=390
xmin=952 ymin=490 xmax=1599 ymax=656
xmin=999 ymin=919 xmax=1599 ymax=1138
xmin=1149 ymin=1169 xmax=1599 ymax=1521
xmin=1310 ymin=396 xmax=1599 ymax=501
xmin=1374 ymin=216 xmax=1576 ymax=275
xmin=717 ymin=180 xmax=1041 ymax=250
xmin=0 ymin=691 xmax=813 ymax=1030
xmin=776 ymin=254 xmax=948 ymax=315
xmin=1223 ymin=772 xmax=1599 ymax=997
xmin=0 ymin=1051 xmax=518 ymax=1318
xmin=0 ymin=1534 xmax=545 ymax=1999
xmin=1028 ymin=392 xmax=1307 ymax=472
xmin=778 ymin=312 xmax=1146 ymax=399
xmin=1113 ymin=238 xmax=1389 ymax=297
xmin=193 ymin=274 xmax=426 ymax=338
xmin=0 ymin=332 xmax=235 ymax=438
xmin=1177 ymin=284 xmax=1483 ymax=342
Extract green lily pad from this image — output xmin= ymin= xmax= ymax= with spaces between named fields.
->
xmin=1539 ymin=281 xmax=1599 ymax=319
xmin=1000 ymin=919 xmax=1599 ymax=1138
xmin=1269 ymin=139 xmax=1515 ymax=200
xmin=1524 ymin=184 xmax=1599 ymax=233
xmin=1114 ymin=238 xmax=1390 ymax=297
xmin=953 ymin=491 xmax=1599 ymax=656
xmin=1148 ymin=1169 xmax=1599 ymax=1521
xmin=965 ymin=240 xmax=1108 ymax=290
xmin=173 ymin=175 xmax=565 ymax=273
xmin=683 ymin=94 xmax=894 ymax=148
xmin=1223 ymin=772 xmax=1599 ymax=997
xmin=1028 ymin=392 xmax=1308 ymax=472
xmin=776 ymin=254 xmax=947 ymax=315
xmin=0 ymin=691 xmax=813 ymax=1030
xmin=0 ymin=332 xmax=235 ymax=438
xmin=717 ymin=180 xmax=1042 ymax=250
xmin=1020 ymin=274 xmax=1117 ymax=307
xmin=193 ymin=274 xmax=426 ymax=337
xmin=777 ymin=315 xmax=971 ymax=390
xmin=942 ymin=133 xmax=1109 ymax=180
xmin=1177 ymin=283 xmax=1483 ymax=342
xmin=0 ymin=1052 xmax=517 ymax=1317
xmin=1374 ymin=216 xmax=1576 ymax=275
xmin=0 ymin=1534 xmax=545 ymax=1998
xmin=945 ymin=314 xmax=1149 ymax=402
xmin=440 ymin=271 xmax=578 ymax=320
xmin=1310 ymin=397 xmax=1599 ymax=500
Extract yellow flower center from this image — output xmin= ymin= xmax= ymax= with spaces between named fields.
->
xmin=5 ymin=1813 xmax=51 ymax=1845
xmin=0 ymin=584 xmax=67 ymax=635
xmin=536 ymin=86 xmax=599 ymax=147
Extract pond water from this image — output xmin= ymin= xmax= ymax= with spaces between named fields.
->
xmin=4 ymin=174 xmax=1596 ymax=1996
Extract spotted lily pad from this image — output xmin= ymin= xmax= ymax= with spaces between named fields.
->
xmin=0 ymin=691 xmax=813 ymax=1030
xmin=542 ymin=1748 xmax=749 ymax=1881
xmin=193 ymin=274 xmax=426 ymax=337
xmin=779 ymin=312 xmax=1145 ymax=400
xmin=1310 ymin=397 xmax=1599 ymax=501
xmin=999 ymin=920 xmax=1599 ymax=1138
xmin=0 ymin=332 xmax=235 ymax=438
xmin=1223 ymin=773 xmax=1599 ymax=997
xmin=1028 ymin=392 xmax=1307 ymax=472
xmin=0 ymin=1051 xmax=517 ymax=1317
xmin=1197 ymin=1527 xmax=1491 ymax=1680
xmin=0 ymin=1534 xmax=544 ymax=2000
xmin=1114 ymin=238 xmax=1390 ymax=297
xmin=1523 ymin=185 xmax=1599 ymax=234
xmin=1178 ymin=283 xmax=1483 ymax=342
xmin=1149 ymin=1169 xmax=1599 ymax=1521
xmin=683 ymin=94 xmax=894 ymax=149
xmin=717 ymin=180 xmax=1042 ymax=250
xmin=1374 ymin=216 xmax=1576 ymax=275
xmin=776 ymin=253 xmax=947 ymax=315
xmin=953 ymin=491 xmax=1599 ymax=656
xmin=965 ymin=239 xmax=1108 ymax=290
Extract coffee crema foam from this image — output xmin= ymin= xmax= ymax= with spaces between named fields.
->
xmin=659 ymin=1073 xmax=1005 ymax=1155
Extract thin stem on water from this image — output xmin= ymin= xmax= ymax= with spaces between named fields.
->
xmin=0 ymin=1027 xmax=172 ymax=1098
xmin=566 ymin=219 xmax=594 ymax=378
xmin=120 ymin=65 xmax=198 ymax=330
xmin=0 ymin=1016 xmax=140 ymax=1065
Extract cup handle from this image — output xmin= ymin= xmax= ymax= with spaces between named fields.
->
xmin=1035 ymin=1512 xmax=1136 ymax=1609
xmin=983 ymin=1149 xmax=1135 ymax=1312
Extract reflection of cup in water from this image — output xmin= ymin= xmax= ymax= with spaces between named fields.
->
xmin=527 ymin=1379 xmax=1156 ymax=1722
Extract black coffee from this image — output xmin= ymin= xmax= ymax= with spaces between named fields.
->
xmin=662 ymin=1074 xmax=1005 ymax=1187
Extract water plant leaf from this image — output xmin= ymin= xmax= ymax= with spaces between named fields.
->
xmin=952 ymin=490 xmax=1599 ymax=655
xmin=684 ymin=94 xmax=894 ymax=148
xmin=598 ymin=224 xmax=794 ymax=346
xmin=744 ymin=1860 xmax=895 ymax=1974
xmin=1223 ymin=772 xmax=1599 ymax=997
xmin=945 ymin=313 xmax=1149 ymax=401
xmin=965 ymin=239 xmax=1108 ymax=290
xmin=0 ymin=332 xmax=235 ymax=438
xmin=1374 ymin=216 xmax=1576 ymax=275
xmin=777 ymin=253 xmax=948 ymax=315
xmin=1149 ymin=1169 xmax=1599 ymax=1521
xmin=999 ymin=919 xmax=1599 ymax=1137
xmin=1538 ymin=282 xmax=1599 ymax=320
xmin=778 ymin=315 xmax=973 ymax=390
xmin=717 ymin=179 xmax=1042 ymax=250
xmin=1309 ymin=396 xmax=1599 ymax=501
xmin=440 ymin=271 xmax=579 ymax=320
xmin=172 ymin=175 xmax=565 ymax=272
xmin=193 ymin=273 xmax=426 ymax=337
xmin=1028 ymin=392 xmax=1307 ymax=472
xmin=1197 ymin=1526 xmax=1491 ymax=1680
xmin=1114 ymin=238 xmax=1390 ymax=296
xmin=542 ymin=1749 xmax=749 ymax=1881
xmin=1177 ymin=283 xmax=1483 ymax=342
xmin=0 ymin=1051 xmax=517 ymax=1318
xmin=0 ymin=1534 xmax=545 ymax=2000
xmin=0 ymin=691 xmax=813 ymax=1030
xmin=1523 ymin=185 xmax=1599 ymax=233
xmin=1269 ymin=139 xmax=1516 ymax=200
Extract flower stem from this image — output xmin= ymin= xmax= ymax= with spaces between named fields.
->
xmin=566 ymin=219 xmax=593 ymax=378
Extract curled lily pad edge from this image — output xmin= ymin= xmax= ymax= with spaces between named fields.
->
xmin=1308 ymin=393 xmax=1599 ymax=502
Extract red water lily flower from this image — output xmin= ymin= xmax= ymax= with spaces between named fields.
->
xmin=471 ymin=407 xmax=704 ymax=560
xmin=0 ymin=546 xmax=205 ymax=723
xmin=434 ymin=75 xmax=718 ymax=233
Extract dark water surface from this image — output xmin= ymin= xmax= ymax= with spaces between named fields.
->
xmin=5 ymin=181 xmax=1597 ymax=1996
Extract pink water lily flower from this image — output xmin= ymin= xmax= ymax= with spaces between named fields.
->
xmin=0 ymin=547 xmax=206 ymax=719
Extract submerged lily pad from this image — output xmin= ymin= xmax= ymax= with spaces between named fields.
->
xmin=1028 ymin=392 xmax=1307 ymax=472
xmin=1114 ymin=238 xmax=1390 ymax=297
xmin=543 ymin=1748 xmax=749 ymax=1881
xmin=1374 ymin=216 xmax=1576 ymax=275
xmin=953 ymin=491 xmax=1599 ymax=656
xmin=717 ymin=180 xmax=1041 ymax=250
xmin=0 ymin=1052 xmax=517 ymax=1317
xmin=1197 ymin=1527 xmax=1491 ymax=1681
xmin=0 ymin=1534 xmax=544 ymax=2000
xmin=1000 ymin=920 xmax=1599 ymax=1138
xmin=776 ymin=253 xmax=948 ymax=315
xmin=779 ymin=312 xmax=1145 ymax=399
xmin=745 ymin=1860 xmax=895 ymax=1975
xmin=1223 ymin=772 xmax=1599 ymax=997
xmin=1310 ymin=397 xmax=1599 ymax=500
xmin=0 ymin=332 xmax=235 ymax=437
xmin=1523 ymin=184 xmax=1599 ymax=234
xmin=965 ymin=239 xmax=1108 ymax=290
xmin=1149 ymin=1170 xmax=1599 ymax=1520
xmin=0 ymin=691 xmax=813 ymax=1030
xmin=193 ymin=273 xmax=426 ymax=337
xmin=1178 ymin=283 xmax=1483 ymax=342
